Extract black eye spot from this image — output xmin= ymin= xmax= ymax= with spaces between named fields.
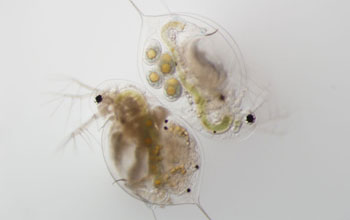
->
xmin=213 ymin=130 xmax=217 ymax=134
xmin=95 ymin=95 xmax=103 ymax=103
xmin=164 ymin=126 xmax=168 ymax=130
xmin=187 ymin=188 xmax=191 ymax=193
xmin=246 ymin=113 xmax=256 ymax=124
xmin=195 ymin=165 xmax=200 ymax=169
xmin=164 ymin=119 xmax=168 ymax=123
xmin=219 ymin=94 xmax=225 ymax=101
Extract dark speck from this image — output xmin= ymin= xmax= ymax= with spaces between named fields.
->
xmin=246 ymin=113 xmax=256 ymax=124
xmin=219 ymin=94 xmax=225 ymax=101
xmin=95 ymin=95 xmax=103 ymax=103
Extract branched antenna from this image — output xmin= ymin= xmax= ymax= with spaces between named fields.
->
xmin=56 ymin=113 xmax=100 ymax=153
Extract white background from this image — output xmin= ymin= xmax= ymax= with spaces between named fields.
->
xmin=1 ymin=0 xmax=350 ymax=219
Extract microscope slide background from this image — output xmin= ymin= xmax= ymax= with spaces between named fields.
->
xmin=0 ymin=0 xmax=349 ymax=219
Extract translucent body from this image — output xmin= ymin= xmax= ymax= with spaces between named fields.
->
xmin=52 ymin=78 xmax=211 ymax=219
xmin=133 ymin=2 xmax=266 ymax=139
xmin=95 ymin=82 xmax=202 ymax=206
xmin=56 ymin=80 xmax=211 ymax=219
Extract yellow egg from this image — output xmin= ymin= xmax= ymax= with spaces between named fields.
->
xmin=166 ymin=86 xmax=176 ymax=96
xmin=161 ymin=63 xmax=171 ymax=74
xmin=161 ymin=53 xmax=172 ymax=62
xmin=149 ymin=72 xmax=160 ymax=82
xmin=167 ymin=78 xmax=179 ymax=86
xmin=146 ymin=49 xmax=157 ymax=60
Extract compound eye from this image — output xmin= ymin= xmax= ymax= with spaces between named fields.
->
xmin=246 ymin=113 xmax=256 ymax=124
xmin=95 ymin=94 xmax=103 ymax=104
